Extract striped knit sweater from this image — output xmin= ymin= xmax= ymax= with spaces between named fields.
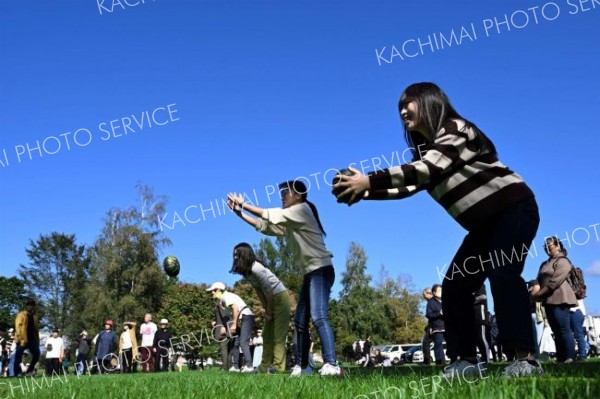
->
xmin=367 ymin=119 xmax=534 ymax=231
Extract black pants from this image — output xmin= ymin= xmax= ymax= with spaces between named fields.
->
xmin=45 ymin=358 xmax=61 ymax=376
xmin=422 ymin=328 xmax=433 ymax=364
xmin=442 ymin=198 xmax=539 ymax=360
xmin=121 ymin=348 xmax=133 ymax=373
xmin=155 ymin=350 xmax=169 ymax=372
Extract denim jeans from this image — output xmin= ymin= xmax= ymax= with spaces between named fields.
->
xmin=231 ymin=314 xmax=254 ymax=368
xmin=570 ymin=309 xmax=587 ymax=359
xmin=432 ymin=332 xmax=445 ymax=364
xmin=76 ymin=353 xmax=88 ymax=376
xmin=442 ymin=198 xmax=539 ymax=360
xmin=545 ymin=304 xmax=576 ymax=361
xmin=13 ymin=341 xmax=40 ymax=376
xmin=7 ymin=352 xmax=16 ymax=377
xmin=294 ymin=265 xmax=336 ymax=367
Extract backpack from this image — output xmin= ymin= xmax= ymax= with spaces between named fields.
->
xmin=555 ymin=256 xmax=587 ymax=300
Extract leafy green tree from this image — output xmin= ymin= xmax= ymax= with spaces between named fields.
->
xmin=18 ymin=232 xmax=91 ymax=336
xmin=83 ymin=184 xmax=171 ymax=332
xmin=0 ymin=276 xmax=28 ymax=331
xmin=254 ymin=237 xmax=303 ymax=294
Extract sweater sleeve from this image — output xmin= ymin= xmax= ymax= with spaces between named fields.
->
xmin=255 ymin=204 xmax=307 ymax=235
xmin=369 ymin=120 xmax=479 ymax=191
xmin=364 ymin=185 xmax=425 ymax=201
xmin=546 ymin=258 xmax=572 ymax=291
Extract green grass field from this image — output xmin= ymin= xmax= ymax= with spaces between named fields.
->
xmin=2 ymin=360 xmax=599 ymax=399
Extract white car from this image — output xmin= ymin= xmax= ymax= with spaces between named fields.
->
xmin=412 ymin=342 xmax=450 ymax=363
xmin=381 ymin=343 xmax=419 ymax=365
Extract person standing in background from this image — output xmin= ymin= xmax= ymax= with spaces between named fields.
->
xmin=153 ymin=319 xmax=173 ymax=372
xmin=44 ymin=329 xmax=64 ymax=376
xmin=75 ymin=330 xmax=91 ymax=376
xmin=140 ymin=314 xmax=157 ymax=372
xmin=570 ymin=299 xmax=588 ymax=361
xmin=13 ymin=299 xmax=41 ymax=377
xmin=426 ymin=285 xmax=445 ymax=366
xmin=421 ymin=288 xmax=434 ymax=365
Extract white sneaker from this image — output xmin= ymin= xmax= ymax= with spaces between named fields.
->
xmin=228 ymin=366 xmax=240 ymax=373
xmin=502 ymin=359 xmax=543 ymax=378
xmin=319 ymin=363 xmax=341 ymax=376
xmin=443 ymin=360 xmax=485 ymax=379
xmin=289 ymin=365 xmax=313 ymax=377
xmin=241 ymin=366 xmax=254 ymax=373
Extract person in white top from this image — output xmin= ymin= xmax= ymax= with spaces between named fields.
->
xmin=228 ymin=180 xmax=340 ymax=376
xmin=140 ymin=314 xmax=157 ymax=372
xmin=207 ymin=282 xmax=255 ymax=373
xmin=45 ymin=329 xmax=64 ymax=376
xmin=119 ymin=322 xmax=138 ymax=373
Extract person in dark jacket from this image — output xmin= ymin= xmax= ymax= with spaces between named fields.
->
xmin=426 ymin=284 xmax=445 ymax=365
xmin=212 ymin=299 xmax=232 ymax=371
xmin=421 ymin=288 xmax=434 ymax=365
xmin=95 ymin=320 xmax=117 ymax=374
xmin=75 ymin=330 xmax=91 ymax=376
xmin=473 ymin=285 xmax=492 ymax=362
xmin=153 ymin=319 xmax=173 ymax=372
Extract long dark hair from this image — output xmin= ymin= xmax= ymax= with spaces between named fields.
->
xmin=278 ymin=180 xmax=326 ymax=236
xmin=400 ymin=82 xmax=497 ymax=161
xmin=230 ymin=242 xmax=256 ymax=277
xmin=545 ymin=236 xmax=567 ymax=257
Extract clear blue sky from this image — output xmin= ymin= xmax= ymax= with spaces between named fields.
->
xmin=1 ymin=1 xmax=599 ymax=314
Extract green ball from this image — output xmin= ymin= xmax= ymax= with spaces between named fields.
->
xmin=163 ymin=256 xmax=180 ymax=277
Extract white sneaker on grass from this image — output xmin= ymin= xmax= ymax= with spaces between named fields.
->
xmin=319 ymin=363 xmax=341 ymax=376
xmin=502 ymin=359 xmax=543 ymax=378
xmin=443 ymin=360 xmax=485 ymax=379
xmin=228 ymin=366 xmax=240 ymax=373
xmin=289 ymin=365 xmax=313 ymax=377
xmin=241 ymin=366 xmax=255 ymax=373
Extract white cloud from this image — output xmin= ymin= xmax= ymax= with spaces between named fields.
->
xmin=586 ymin=260 xmax=600 ymax=277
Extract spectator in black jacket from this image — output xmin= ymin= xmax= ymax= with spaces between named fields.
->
xmin=473 ymin=285 xmax=492 ymax=362
xmin=421 ymin=288 xmax=434 ymax=365
xmin=426 ymin=284 xmax=445 ymax=365
xmin=75 ymin=330 xmax=91 ymax=376
xmin=153 ymin=319 xmax=173 ymax=372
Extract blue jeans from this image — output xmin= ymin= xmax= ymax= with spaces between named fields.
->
xmin=545 ymin=304 xmax=576 ymax=361
xmin=570 ymin=309 xmax=587 ymax=359
xmin=442 ymin=198 xmax=539 ymax=359
xmin=7 ymin=352 xmax=16 ymax=377
xmin=13 ymin=341 xmax=40 ymax=376
xmin=295 ymin=265 xmax=336 ymax=367
xmin=231 ymin=314 xmax=254 ymax=368
xmin=432 ymin=332 xmax=445 ymax=364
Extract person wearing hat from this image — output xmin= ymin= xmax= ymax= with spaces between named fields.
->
xmin=13 ymin=299 xmax=40 ymax=377
xmin=119 ymin=322 xmax=138 ymax=373
xmin=95 ymin=320 xmax=117 ymax=374
xmin=153 ymin=319 xmax=172 ymax=372
xmin=44 ymin=329 xmax=65 ymax=376
xmin=207 ymin=282 xmax=255 ymax=373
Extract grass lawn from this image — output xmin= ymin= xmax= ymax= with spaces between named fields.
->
xmin=2 ymin=360 xmax=599 ymax=399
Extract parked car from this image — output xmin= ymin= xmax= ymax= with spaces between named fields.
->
xmin=381 ymin=343 xmax=419 ymax=365
xmin=412 ymin=342 xmax=450 ymax=363
xmin=401 ymin=344 xmax=422 ymax=363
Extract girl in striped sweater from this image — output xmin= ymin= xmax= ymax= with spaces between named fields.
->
xmin=334 ymin=82 xmax=541 ymax=377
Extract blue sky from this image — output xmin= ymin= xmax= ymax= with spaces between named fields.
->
xmin=1 ymin=0 xmax=599 ymax=314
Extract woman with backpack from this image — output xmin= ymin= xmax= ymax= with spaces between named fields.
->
xmin=531 ymin=236 xmax=577 ymax=362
